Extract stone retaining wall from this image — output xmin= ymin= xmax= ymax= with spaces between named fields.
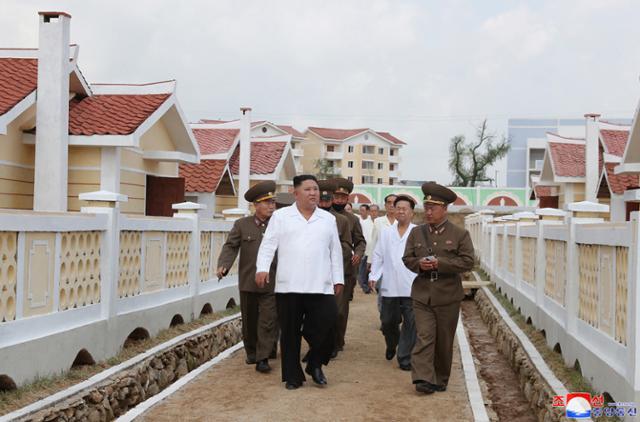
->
xmin=20 ymin=317 xmax=242 ymax=422
xmin=474 ymin=290 xmax=564 ymax=422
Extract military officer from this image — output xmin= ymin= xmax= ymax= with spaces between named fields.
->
xmin=330 ymin=177 xmax=366 ymax=356
xmin=402 ymin=182 xmax=475 ymax=394
xmin=217 ymin=181 xmax=279 ymax=374
xmin=318 ymin=180 xmax=353 ymax=284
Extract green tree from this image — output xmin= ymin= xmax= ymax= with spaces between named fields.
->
xmin=448 ymin=119 xmax=510 ymax=186
xmin=313 ymin=159 xmax=341 ymax=179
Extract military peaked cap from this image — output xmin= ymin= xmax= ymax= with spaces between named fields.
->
xmin=331 ymin=177 xmax=353 ymax=194
xmin=244 ymin=180 xmax=276 ymax=203
xmin=421 ymin=182 xmax=457 ymax=205
xmin=317 ymin=180 xmax=336 ymax=200
xmin=275 ymin=192 xmax=295 ymax=208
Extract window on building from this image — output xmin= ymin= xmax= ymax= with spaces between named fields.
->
xmin=389 ymin=163 xmax=395 ymax=171
xmin=390 ymin=149 xmax=396 ymax=156
xmin=362 ymin=161 xmax=374 ymax=169
xmin=261 ymin=127 xmax=267 ymax=133
xmin=377 ymin=162 xmax=384 ymax=170
xmin=389 ymin=178 xmax=394 ymax=185
xmin=327 ymin=145 xmax=335 ymax=152
xmin=362 ymin=176 xmax=374 ymax=184
xmin=348 ymin=145 xmax=355 ymax=153
xmin=377 ymin=178 xmax=383 ymax=184
xmin=378 ymin=147 xmax=384 ymax=155
xmin=363 ymin=146 xmax=375 ymax=154
xmin=347 ymin=176 xmax=353 ymax=182
xmin=348 ymin=161 xmax=354 ymax=168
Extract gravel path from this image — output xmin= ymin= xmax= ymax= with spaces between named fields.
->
xmin=138 ymin=290 xmax=473 ymax=421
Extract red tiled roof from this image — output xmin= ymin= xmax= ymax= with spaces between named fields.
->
xmin=68 ymin=94 xmax=169 ymax=135
xmin=375 ymin=131 xmax=406 ymax=145
xmin=308 ymin=127 xmax=368 ymax=140
xmin=604 ymin=163 xmax=640 ymax=195
xmin=600 ymin=129 xmax=629 ymax=157
xmin=277 ymin=125 xmax=305 ymax=138
xmin=548 ymin=142 xmax=585 ymax=178
xmin=0 ymin=58 xmax=38 ymax=115
xmin=534 ymin=185 xmax=554 ymax=198
xmin=193 ymin=128 xmax=238 ymax=155
xmin=180 ymin=159 xmax=228 ymax=193
xmin=229 ymin=142 xmax=287 ymax=175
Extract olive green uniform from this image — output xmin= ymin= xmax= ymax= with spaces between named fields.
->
xmin=403 ymin=220 xmax=474 ymax=386
xmin=218 ymin=216 xmax=278 ymax=363
xmin=334 ymin=208 xmax=366 ymax=350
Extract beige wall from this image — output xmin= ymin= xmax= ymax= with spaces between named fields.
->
xmin=140 ymin=119 xmax=177 ymax=152
xmin=0 ymin=110 xmax=37 ymax=210
xmin=67 ymin=147 xmax=101 ymax=212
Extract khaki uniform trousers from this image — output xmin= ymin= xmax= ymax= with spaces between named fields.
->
xmin=240 ymin=291 xmax=278 ymax=362
xmin=411 ymin=299 xmax=460 ymax=386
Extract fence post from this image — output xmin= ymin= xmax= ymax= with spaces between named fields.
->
xmin=79 ymin=190 xmax=128 ymax=320
xmin=173 ymin=202 xmax=206 ymax=320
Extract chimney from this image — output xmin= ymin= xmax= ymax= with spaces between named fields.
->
xmin=584 ymin=113 xmax=601 ymax=203
xmin=237 ymin=107 xmax=252 ymax=210
xmin=33 ymin=11 xmax=72 ymax=211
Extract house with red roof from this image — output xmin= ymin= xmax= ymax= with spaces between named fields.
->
xmin=597 ymin=121 xmax=640 ymax=220
xmin=303 ymin=127 xmax=405 ymax=185
xmin=181 ymin=119 xmax=296 ymax=215
xmin=0 ymin=12 xmax=199 ymax=216
xmin=537 ymin=133 xmax=586 ymax=209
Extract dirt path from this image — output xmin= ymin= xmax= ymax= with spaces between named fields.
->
xmin=138 ymin=290 xmax=473 ymax=421
xmin=461 ymin=300 xmax=536 ymax=422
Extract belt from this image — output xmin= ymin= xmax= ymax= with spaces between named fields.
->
xmin=417 ymin=272 xmax=458 ymax=279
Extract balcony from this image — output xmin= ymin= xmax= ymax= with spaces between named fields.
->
xmin=325 ymin=151 xmax=343 ymax=160
xmin=389 ymin=170 xmax=400 ymax=178
xmin=389 ymin=154 xmax=400 ymax=163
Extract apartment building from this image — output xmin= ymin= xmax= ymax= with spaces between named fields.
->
xmin=302 ymin=127 xmax=405 ymax=185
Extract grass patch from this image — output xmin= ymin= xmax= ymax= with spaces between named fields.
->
xmin=481 ymin=274 xmax=621 ymax=421
xmin=0 ymin=306 xmax=239 ymax=416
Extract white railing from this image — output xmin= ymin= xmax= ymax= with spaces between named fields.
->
xmin=0 ymin=204 xmax=238 ymax=387
xmin=466 ymin=207 xmax=640 ymax=404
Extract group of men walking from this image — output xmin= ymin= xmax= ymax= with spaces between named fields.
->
xmin=216 ymin=174 xmax=474 ymax=394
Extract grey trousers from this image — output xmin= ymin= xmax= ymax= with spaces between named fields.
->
xmin=380 ymin=296 xmax=416 ymax=367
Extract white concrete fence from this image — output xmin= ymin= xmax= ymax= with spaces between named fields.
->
xmin=465 ymin=203 xmax=640 ymax=404
xmin=0 ymin=196 xmax=239 ymax=388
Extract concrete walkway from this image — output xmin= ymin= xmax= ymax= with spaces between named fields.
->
xmin=137 ymin=290 xmax=474 ymax=421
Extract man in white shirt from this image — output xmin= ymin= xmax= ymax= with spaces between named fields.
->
xmin=369 ymin=194 xmax=397 ymax=310
xmin=369 ymin=195 xmax=417 ymax=371
xmin=256 ymin=175 xmax=344 ymax=390
xmin=358 ymin=204 xmax=374 ymax=293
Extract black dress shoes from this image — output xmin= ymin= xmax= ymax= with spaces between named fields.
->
xmin=330 ymin=349 xmax=338 ymax=359
xmin=255 ymin=359 xmax=271 ymax=373
xmin=301 ymin=351 xmax=309 ymax=363
xmin=385 ymin=348 xmax=396 ymax=361
xmin=305 ymin=365 xmax=327 ymax=385
xmin=399 ymin=363 xmax=411 ymax=371
xmin=245 ymin=357 xmax=256 ymax=365
xmin=285 ymin=381 xmax=301 ymax=390
xmin=415 ymin=382 xmax=435 ymax=394
xmin=433 ymin=384 xmax=446 ymax=392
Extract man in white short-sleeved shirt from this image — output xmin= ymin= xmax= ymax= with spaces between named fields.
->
xmin=256 ymin=175 xmax=344 ymax=390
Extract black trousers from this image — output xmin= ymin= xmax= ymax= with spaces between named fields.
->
xmin=276 ymin=293 xmax=338 ymax=384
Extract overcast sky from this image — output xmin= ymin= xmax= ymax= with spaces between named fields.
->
xmin=3 ymin=1 xmax=640 ymax=185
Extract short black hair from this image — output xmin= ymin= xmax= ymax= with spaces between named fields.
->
xmin=394 ymin=195 xmax=416 ymax=209
xmin=384 ymin=194 xmax=398 ymax=203
xmin=359 ymin=204 xmax=370 ymax=210
xmin=370 ymin=204 xmax=380 ymax=210
xmin=293 ymin=174 xmax=318 ymax=187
